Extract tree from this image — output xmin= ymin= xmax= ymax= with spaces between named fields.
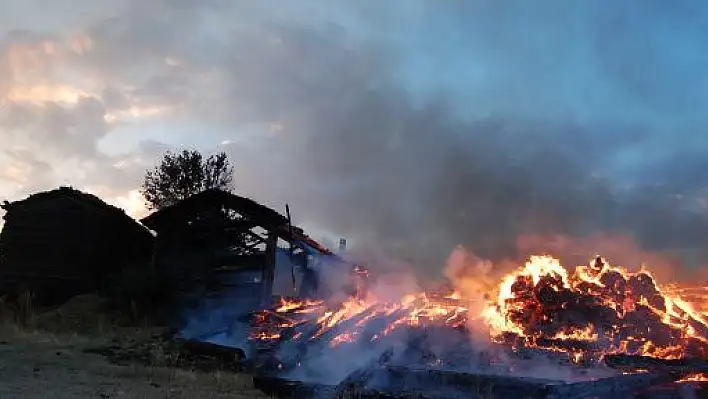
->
xmin=141 ymin=149 xmax=234 ymax=210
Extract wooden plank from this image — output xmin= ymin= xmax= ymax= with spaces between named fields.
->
xmin=255 ymin=367 xmax=673 ymax=399
xmin=261 ymin=229 xmax=278 ymax=303
xmin=604 ymin=354 xmax=708 ymax=374
xmin=175 ymin=338 xmax=246 ymax=362
xmin=253 ymin=376 xmax=334 ymax=398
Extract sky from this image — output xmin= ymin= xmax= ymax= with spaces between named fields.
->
xmin=3 ymin=1 xmax=708 ymax=273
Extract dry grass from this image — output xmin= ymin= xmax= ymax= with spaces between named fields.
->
xmin=0 ymin=293 xmax=268 ymax=399
xmin=0 ymin=290 xmax=35 ymax=327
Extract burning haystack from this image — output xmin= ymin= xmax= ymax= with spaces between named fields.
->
xmin=484 ymin=255 xmax=708 ymax=361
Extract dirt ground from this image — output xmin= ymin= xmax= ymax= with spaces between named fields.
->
xmin=0 ymin=327 xmax=268 ymax=399
xmin=0 ymin=294 xmax=269 ymax=399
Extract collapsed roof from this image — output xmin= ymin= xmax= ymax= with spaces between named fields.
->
xmin=139 ymin=189 xmax=332 ymax=255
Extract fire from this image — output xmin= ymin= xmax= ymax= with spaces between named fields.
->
xmin=249 ymin=254 xmax=708 ymax=365
xmin=677 ymin=372 xmax=708 ymax=383
xmin=483 ymin=255 xmax=708 ymax=360
xmin=250 ymin=290 xmax=468 ymax=351
xmin=662 ymin=285 xmax=708 ymax=318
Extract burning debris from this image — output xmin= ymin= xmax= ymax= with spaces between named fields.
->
xmin=250 ymin=290 xmax=467 ymax=349
xmin=248 ymin=255 xmax=708 ymax=366
xmin=483 ymin=255 xmax=708 ymax=361
xmin=214 ymin=253 xmax=708 ymax=397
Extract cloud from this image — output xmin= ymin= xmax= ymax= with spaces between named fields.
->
xmin=2 ymin=1 xmax=708 ymax=274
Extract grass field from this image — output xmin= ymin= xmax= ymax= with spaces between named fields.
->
xmin=0 ymin=294 xmax=268 ymax=399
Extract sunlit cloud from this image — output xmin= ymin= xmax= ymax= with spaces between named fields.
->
xmin=0 ymin=164 xmax=31 ymax=185
xmin=112 ymin=189 xmax=149 ymax=219
xmin=103 ymin=104 xmax=171 ymax=123
xmin=5 ymin=83 xmax=91 ymax=104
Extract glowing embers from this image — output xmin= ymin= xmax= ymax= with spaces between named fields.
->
xmin=249 ymin=291 xmax=469 ymax=352
xmin=677 ymin=372 xmax=708 ymax=383
xmin=483 ymin=255 xmax=708 ymax=360
xmin=250 ymin=254 xmax=708 ymax=366
xmin=249 ymin=297 xmax=325 ymax=342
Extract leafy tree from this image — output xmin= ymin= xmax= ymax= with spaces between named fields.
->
xmin=141 ymin=149 xmax=234 ymax=210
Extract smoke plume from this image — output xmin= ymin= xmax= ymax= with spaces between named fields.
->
xmin=3 ymin=1 xmax=708 ymax=274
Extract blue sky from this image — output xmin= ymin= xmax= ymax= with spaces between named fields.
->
xmin=2 ymin=1 xmax=708 ymax=267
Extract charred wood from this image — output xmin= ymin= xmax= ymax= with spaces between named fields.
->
xmin=374 ymin=366 xmax=560 ymax=398
xmin=255 ymin=368 xmax=668 ymax=399
xmin=330 ymin=349 xmax=395 ymax=397
xmin=604 ymin=354 xmax=708 ymax=375
xmin=253 ymin=376 xmax=335 ymax=399
xmin=547 ymin=373 xmax=674 ymax=399
xmin=344 ymin=366 xmax=670 ymax=399
xmin=175 ymin=338 xmax=246 ymax=363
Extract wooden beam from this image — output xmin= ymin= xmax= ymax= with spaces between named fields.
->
xmin=286 ymin=204 xmax=295 ymax=292
xmin=604 ymin=354 xmax=708 ymax=374
xmin=242 ymin=239 xmax=265 ymax=252
xmin=261 ymin=228 xmax=278 ymax=303
xmin=175 ymin=338 xmax=246 ymax=362
xmin=243 ymin=229 xmax=266 ymax=244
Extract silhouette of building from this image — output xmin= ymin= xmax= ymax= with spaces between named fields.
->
xmin=139 ymin=189 xmax=343 ymax=310
xmin=0 ymin=186 xmax=154 ymax=304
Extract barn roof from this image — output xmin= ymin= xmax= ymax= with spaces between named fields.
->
xmin=140 ymin=189 xmax=287 ymax=228
xmin=140 ymin=189 xmax=332 ymax=254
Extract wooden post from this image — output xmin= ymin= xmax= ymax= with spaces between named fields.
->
xmin=285 ymin=204 xmax=296 ymax=292
xmin=262 ymin=228 xmax=278 ymax=303
xmin=148 ymin=232 xmax=159 ymax=273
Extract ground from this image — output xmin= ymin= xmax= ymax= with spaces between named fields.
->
xmin=0 ymin=295 xmax=268 ymax=399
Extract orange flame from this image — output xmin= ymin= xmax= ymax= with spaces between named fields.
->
xmin=677 ymin=373 xmax=708 ymax=383
xmin=482 ymin=255 xmax=708 ymax=360
xmin=250 ymin=254 xmax=708 ymax=363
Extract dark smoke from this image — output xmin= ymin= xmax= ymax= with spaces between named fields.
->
xmin=1 ymin=2 xmax=706 ymax=272
xmin=219 ymin=19 xmax=708 ymax=276
xmin=19 ymin=1 xmax=694 ymax=276
xmin=2 ymin=2 xmax=706 ymax=274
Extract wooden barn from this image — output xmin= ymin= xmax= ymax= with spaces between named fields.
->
xmin=0 ymin=186 xmax=155 ymax=304
xmin=139 ymin=189 xmax=346 ymax=316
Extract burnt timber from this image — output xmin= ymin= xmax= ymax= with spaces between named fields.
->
xmin=0 ymin=187 xmax=154 ymax=305
xmin=604 ymin=354 xmax=708 ymax=375
xmin=254 ymin=369 xmax=672 ymax=399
